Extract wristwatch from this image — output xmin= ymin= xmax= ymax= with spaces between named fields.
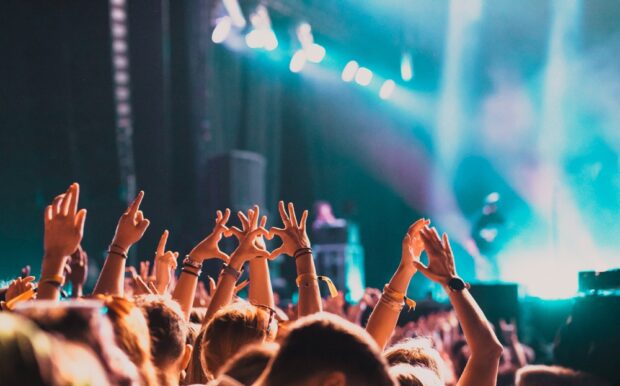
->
xmin=447 ymin=276 xmax=470 ymax=292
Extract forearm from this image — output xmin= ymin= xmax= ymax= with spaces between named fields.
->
xmin=366 ymin=265 xmax=414 ymax=349
xmin=248 ymin=259 xmax=274 ymax=308
xmin=172 ymin=270 xmax=199 ymax=321
xmin=37 ymin=253 xmax=67 ymax=300
xmin=448 ymin=288 xmax=502 ymax=386
xmin=93 ymin=253 xmax=126 ymax=296
xmin=295 ymin=254 xmax=322 ymax=317
xmin=203 ymin=257 xmax=244 ymax=324
xmin=71 ymin=284 xmax=83 ymax=298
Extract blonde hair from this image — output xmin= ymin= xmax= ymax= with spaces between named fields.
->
xmin=384 ymin=337 xmax=449 ymax=382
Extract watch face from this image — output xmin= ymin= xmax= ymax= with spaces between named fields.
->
xmin=448 ymin=277 xmax=466 ymax=291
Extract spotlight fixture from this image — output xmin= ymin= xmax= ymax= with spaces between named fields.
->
xmin=341 ymin=60 xmax=359 ymax=82
xmin=355 ymin=67 xmax=373 ymax=86
xmin=379 ymin=80 xmax=396 ymax=99
xmin=289 ymin=50 xmax=307 ymax=73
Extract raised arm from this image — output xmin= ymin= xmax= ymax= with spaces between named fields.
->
xmin=67 ymin=246 xmax=88 ymax=298
xmin=228 ymin=207 xmax=274 ymax=309
xmin=173 ymin=209 xmax=231 ymax=321
xmin=366 ymin=218 xmax=429 ymax=350
xmin=93 ymin=191 xmax=150 ymax=296
xmin=39 ymin=183 xmax=87 ymax=300
xmin=204 ymin=208 xmax=270 ymax=324
xmin=153 ymin=230 xmax=179 ymax=294
xmin=415 ymin=226 xmax=503 ymax=386
xmin=269 ymin=201 xmax=321 ymax=317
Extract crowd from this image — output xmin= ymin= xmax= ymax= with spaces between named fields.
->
xmin=0 ymin=182 xmax=615 ymax=386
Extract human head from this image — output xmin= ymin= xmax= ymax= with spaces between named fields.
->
xmin=261 ymin=312 xmax=396 ymax=386
xmin=201 ymin=301 xmax=275 ymax=377
xmin=388 ymin=364 xmax=443 ymax=386
xmin=15 ymin=300 xmax=139 ymax=386
xmin=384 ymin=338 xmax=448 ymax=382
xmin=515 ymin=365 xmax=610 ymax=386
xmin=98 ymin=295 xmax=158 ymax=386
xmin=0 ymin=312 xmax=111 ymax=386
xmin=134 ymin=294 xmax=191 ymax=385
xmin=220 ymin=342 xmax=279 ymax=385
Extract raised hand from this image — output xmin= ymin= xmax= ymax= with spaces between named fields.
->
xmin=268 ymin=201 xmax=310 ymax=258
xmin=226 ymin=206 xmax=269 ymax=258
xmin=414 ymin=226 xmax=458 ymax=285
xmin=44 ymin=183 xmax=87 ymax=258
xmin=400 ymin=218 xmax=430 ymax=273
xmin=229 ymin=206 xmax=270 ymax=264
xmin=188 ymin=209 xmax=231 ymax=263
xmin=66 ymin=246 xmax=88 ymax=297
xmin=5 ymin=276 xmax=36 ymax=302
xmin=111 ymin=191 xmax=150 ymax=252
xmin=153 ymin=230 xmax=179 ymax=293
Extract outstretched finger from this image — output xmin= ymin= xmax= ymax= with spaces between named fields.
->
xmin=61 ymin=188 xmax=73 ymax=216
xmin=250 ymin=205 xmax=260 ymax=228
xmin=22 ymin=276 xmax=36 ymax=284
xmin=269 ymin=245 xmax=285 ymax=259
xmin=68 ymin=183 xmax=79 ymax=216
xmin=278 ymin=201 xmax=289 ymax=224
xmin=52 ymin=194 xmax=65 ymax=215
xmin=45 ymin=205 xmax=53 ymax=223
xmin=287 ymin=202 xmax=298 ymax=227
xmin=300 ymin=210 xmax=308 ymax=230
xmin=238 ymin=211 xmax=250 ymax=231
xmin=226 ymin=226 xmax=244 ymax=239
xmin=127 ymin=191 xmax=144 ymax=215
xmin=259 ymin=215 xmax=267 ymax=228
xmin=74 ymin=209 xmax=87 ymax=235
xmin=157 ymin=230 xmax=169 ymax=256
xmin=207 ymin=275 xmax=217 ymax=295
xmin=234 ymin=279 xmax=249 ymax=294
xmin=217 ymin=208 xmax=231 ymax=228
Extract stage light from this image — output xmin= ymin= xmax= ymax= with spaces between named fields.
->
xmin=306 ymin=43 xmax=325 ymax=63
xmin=355 ymin=67 xmax=373 ymax=86
xmin=222 ymin=0 xmax=246 ymax=28
xmin=245 ymin=29 xmax=262 ymax=48
xmin=379 ymin=80 xmax=396 ymax=99
xmin=341 ymin=61 xmax=359 ymax=82
xmin=263 ymin=29 xmax=278 ymax=51
xmin=212 ymin=16 xmax=232 ymax=44
xmin=289 ymin=50 xmax=307 ymax=73
xmin=401 ymin=52 xmax=413 ymax=81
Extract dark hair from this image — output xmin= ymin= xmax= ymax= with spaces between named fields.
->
xmin=220 ymin=343 xmax=278 ymax=385
xmin=134 ymin=294 xmax=188 ymax=368
xmin=201 ymin=302 xmax=272 ymax=376
xmin=263 ymin=312 xmax=395 ymax=386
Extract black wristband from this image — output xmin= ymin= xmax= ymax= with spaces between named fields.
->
xmin=182 ymin=268 xmax=200 ymax=277
xmin=294 ymin=247 xmax=312 ymax=259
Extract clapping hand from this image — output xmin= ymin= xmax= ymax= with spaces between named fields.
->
xmin=268 ymin=201 xmax=310 ymax=258
xmin=400 ymin=218 xmax=430 ymax=273
xmin=44 ymin=183 xmax=87 ymax=259
xmin=111 ymin=191 xmax=150 ymax=252
xmin=413 ymin=226 xmax=458 ymax=285
xmin=189 ymin=209 xmax=231 ymax=263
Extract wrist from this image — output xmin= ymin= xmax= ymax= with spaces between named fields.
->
xmin=228 ymin=252 xmax=246 ymax=271
xmin=110 ymin=238 xmax=131 ymax=252
xmin=396 ymin=264 xmax=416 ymax=277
